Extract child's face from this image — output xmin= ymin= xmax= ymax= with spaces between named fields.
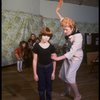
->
xmin=28 ymin=41 xmax=32 ymax=45
xmin=31 ymin=35 xmax=35 ymax=40
xmin=41 ymin=35 xmax=50 ymax=43
xmin=22 ymin=43 xmax=26 ymax=48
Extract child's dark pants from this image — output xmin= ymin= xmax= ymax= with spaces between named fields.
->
xmin=37 ymin=63 xmax=53 ymax=100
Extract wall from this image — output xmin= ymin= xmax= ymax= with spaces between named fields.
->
xmin=2 ymin=0 xmax=40 ymax=15
xmin=40 ymin=0 xmax=98 ymax=23
xmin=2 ymin=0 xmax=99 ymax=66
xmin=2 ymin=10 xmax=98 ymax=66
xmin=2 ymin=0 xmax=98 ymax=23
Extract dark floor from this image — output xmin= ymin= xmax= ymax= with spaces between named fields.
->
xmin=2 ymin=61 xmax=99 ymax=100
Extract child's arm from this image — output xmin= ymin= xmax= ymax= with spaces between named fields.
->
xmin=15 ymin=53 xmax=20 ymax=59
xmin=51 ymin=53 xmax=57 ymax=80
xmin=33 ymin=53 xmax=39 ymax=81
xmin=14 ymin=49 xmax=21 ymax=60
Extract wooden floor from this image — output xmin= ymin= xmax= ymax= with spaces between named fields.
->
xmin=2 ymin=62 xmax=99 ymax=100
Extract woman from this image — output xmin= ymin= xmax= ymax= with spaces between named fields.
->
xmin=32 ymin=27 xmax=56 ymax=100
xmin=51 ymin=5 xmax=83 ymax=100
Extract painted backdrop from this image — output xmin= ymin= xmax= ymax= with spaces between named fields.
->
xmin=2 ymin=10 xmax=98 ymax=66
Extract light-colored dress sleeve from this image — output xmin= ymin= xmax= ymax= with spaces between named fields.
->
xmin=64 ymin=33 xmax=83 ymax=60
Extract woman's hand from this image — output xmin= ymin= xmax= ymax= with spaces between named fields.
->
xmin=56 ymin=0 xmax=63 ymax=12
xmin=51 ymin=54 xmax=66 ymax=61
xmin=51 ymin=54 xmax=58 ymax=61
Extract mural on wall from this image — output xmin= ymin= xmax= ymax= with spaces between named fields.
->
xmin=2 ymin=10 xmax=98 ymax=66
xmin=2 ymin=10 xmax=43 ymax=66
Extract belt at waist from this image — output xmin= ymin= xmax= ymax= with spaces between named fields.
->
xmin=37 ymin=62 xmax=53 ymax=68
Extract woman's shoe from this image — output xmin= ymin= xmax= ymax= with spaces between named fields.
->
xmin=74 ymin=95 xmax=82 ymax=100
xmin=60 ymin=90 xmax=69 ymax=97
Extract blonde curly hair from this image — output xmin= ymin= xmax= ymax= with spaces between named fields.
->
xmin=61 ymin=17 xmax=76 ymax=30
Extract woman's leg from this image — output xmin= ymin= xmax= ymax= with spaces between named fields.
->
xmin=67 ymin=59 xmax=82 ymax=100
xmin=60 ymin=82 xmax=71 ymax=96
xmin=70 ymin=83 xmax=81 ymax=100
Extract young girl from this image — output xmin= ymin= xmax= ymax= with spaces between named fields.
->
xmin=28 ymin=33 xmax=36 ymax=48
xmin=14 ymin=41 xmax=27 ymax=72
xmin=32 ymin=27 xmax=56 ymax=100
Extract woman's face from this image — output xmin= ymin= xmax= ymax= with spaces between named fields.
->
xmin=63 ymin=26 xmax=73 ymax=36
xmin=41 ymin=35 xmax=50 ymax=43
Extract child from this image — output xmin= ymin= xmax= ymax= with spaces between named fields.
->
xmin=32 ymin=27 xmax=56 ymax=100
xmin=28 ymin=33 xmax=36 ymax=47
xmin=14 ymin=41 xmax=27 ymax=72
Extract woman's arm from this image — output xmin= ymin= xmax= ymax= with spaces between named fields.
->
xmin=52 ymin=34 xmax=83 ymax=61
xmin=56 ymin=0 xmax=64 ymax=21
xmin=51 ymin=54 xmax=66 ymax=61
